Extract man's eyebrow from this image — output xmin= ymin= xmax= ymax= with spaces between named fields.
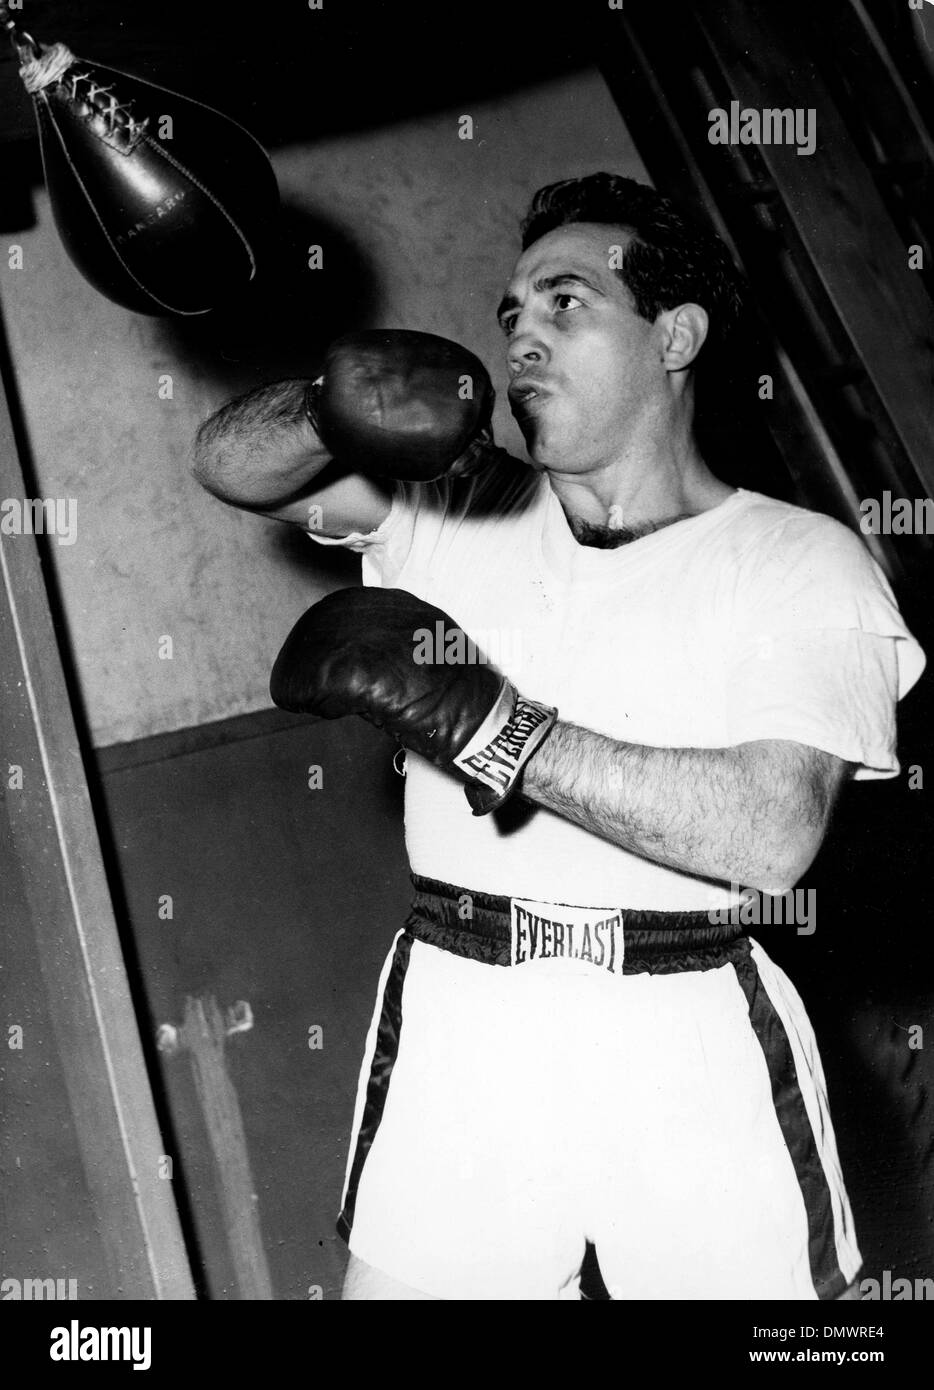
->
xmin=538 ymin=272 xmax=605 ymax=295
xmin=496 ymin=272 xmax=606 ymax=322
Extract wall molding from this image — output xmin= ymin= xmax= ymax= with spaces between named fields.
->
xmin=95 ymin=706 xmax=311 ymax=775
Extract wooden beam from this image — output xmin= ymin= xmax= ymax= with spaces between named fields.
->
xmin=0 ymin=324 xmax=196 ymax=1299
xmin=172 ymin=996 xmax=273 ymax=1300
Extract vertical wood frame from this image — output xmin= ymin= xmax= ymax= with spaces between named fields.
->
xmin=0 ymin=372 xmax=196 ymax=1300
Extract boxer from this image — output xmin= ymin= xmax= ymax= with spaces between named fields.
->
xmin=193 ymin=174 xmax=924 ymax=1300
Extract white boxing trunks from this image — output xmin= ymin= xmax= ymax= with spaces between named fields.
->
xmin=338 ymin=876 xmax=862 ymax=1300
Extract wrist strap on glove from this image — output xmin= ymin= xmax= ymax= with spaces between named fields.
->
xmin=452 ymin=679 xmax=558 ymax=816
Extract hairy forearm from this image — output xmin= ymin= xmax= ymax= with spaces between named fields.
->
xmin=191 ymin=379 xmax=331 ymax=509
xmin=520 ymin=722 xmax=836 ymax=891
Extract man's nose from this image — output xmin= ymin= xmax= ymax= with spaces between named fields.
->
xmin=507 ymin=325 xmax=549 ymax=376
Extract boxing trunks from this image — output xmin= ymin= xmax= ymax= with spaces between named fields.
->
xmin=338 ymin=875 xmax=862 ymax=1300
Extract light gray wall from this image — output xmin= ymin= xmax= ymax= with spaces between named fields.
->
xmin=3 ymin=69 xmax=646 ymax=747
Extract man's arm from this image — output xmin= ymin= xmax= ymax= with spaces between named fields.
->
xmin=520 ymin=726 xmax=850 ymax=893
xmin=190 ymin=378 xmax=393 ymax=534
xmin=192 ymin=332 xmax=498 ymax=534
xmin=266 ymin=587 xmax=851 ymax=884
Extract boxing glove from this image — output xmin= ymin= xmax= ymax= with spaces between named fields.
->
xmin=270 ymin=587 xmax=557 ymax=815
xmin=303 ymin=329 xmax=500 ymax=482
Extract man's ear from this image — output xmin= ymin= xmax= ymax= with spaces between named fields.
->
xmin=659 ymin=303 xmax=709 ymax=371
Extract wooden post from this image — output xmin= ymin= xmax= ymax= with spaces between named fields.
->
xmin=0 ymin=338 xmax=196 ymax=1299
xmin=170 ymin=996 xmax=274 ymax=1300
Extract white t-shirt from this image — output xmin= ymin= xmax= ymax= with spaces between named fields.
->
xmin=308 ymin=457 xmax=925 ymax=909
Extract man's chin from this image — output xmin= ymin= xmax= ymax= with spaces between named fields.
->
xmin=521 ymin=425 xmax=558 ymax=467
xmin=527 ymin=436 xmax=589 ymax=472
xmin=516 ymin=414 xmax=593 ymax=471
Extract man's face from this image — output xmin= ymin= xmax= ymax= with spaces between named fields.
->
xmin=498 ymin=223 xmax=662 ymax=471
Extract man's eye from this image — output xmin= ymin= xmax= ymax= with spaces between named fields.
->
xmin=554 ymin=293 xmax=583 ymax=313
xmin=499 ymin=316 xmax=517 ymax=337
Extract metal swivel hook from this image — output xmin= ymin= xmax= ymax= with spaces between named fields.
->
xmin=0 ymin=2 xmax=42 ymax=63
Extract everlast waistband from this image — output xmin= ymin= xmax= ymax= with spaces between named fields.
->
xmin=404 ymin=874 xmax=749 ymax=976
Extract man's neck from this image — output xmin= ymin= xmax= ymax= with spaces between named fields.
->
xmin=544 ymin=432 xmax=735 ymax=549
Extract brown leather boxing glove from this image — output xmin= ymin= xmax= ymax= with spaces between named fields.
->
xmin=270 ymin=587 xmax=557 ymax=816
xmin=303 ymin=329 xmax=504 ymax=482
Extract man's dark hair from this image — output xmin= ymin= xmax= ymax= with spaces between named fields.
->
xmin=520 ymin=172 xmax=745 ymax=358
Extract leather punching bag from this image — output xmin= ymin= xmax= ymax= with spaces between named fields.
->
xmin=14 ymin=34 xmax=281 ymax=316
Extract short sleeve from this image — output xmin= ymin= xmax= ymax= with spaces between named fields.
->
xmin=302 ymin=478 xmax=433 ymax=587
xmin=725 ymin=514 xmax=926 ymax=779
xmin=300 ymin=454 xmax=539 ymax=589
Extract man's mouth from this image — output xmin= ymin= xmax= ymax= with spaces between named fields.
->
xmin=508 ymin=380 xmax=550 ymax=416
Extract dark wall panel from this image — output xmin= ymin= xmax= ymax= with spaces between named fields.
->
xmin=96 ymin=716 xmax=410 ymax=1300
